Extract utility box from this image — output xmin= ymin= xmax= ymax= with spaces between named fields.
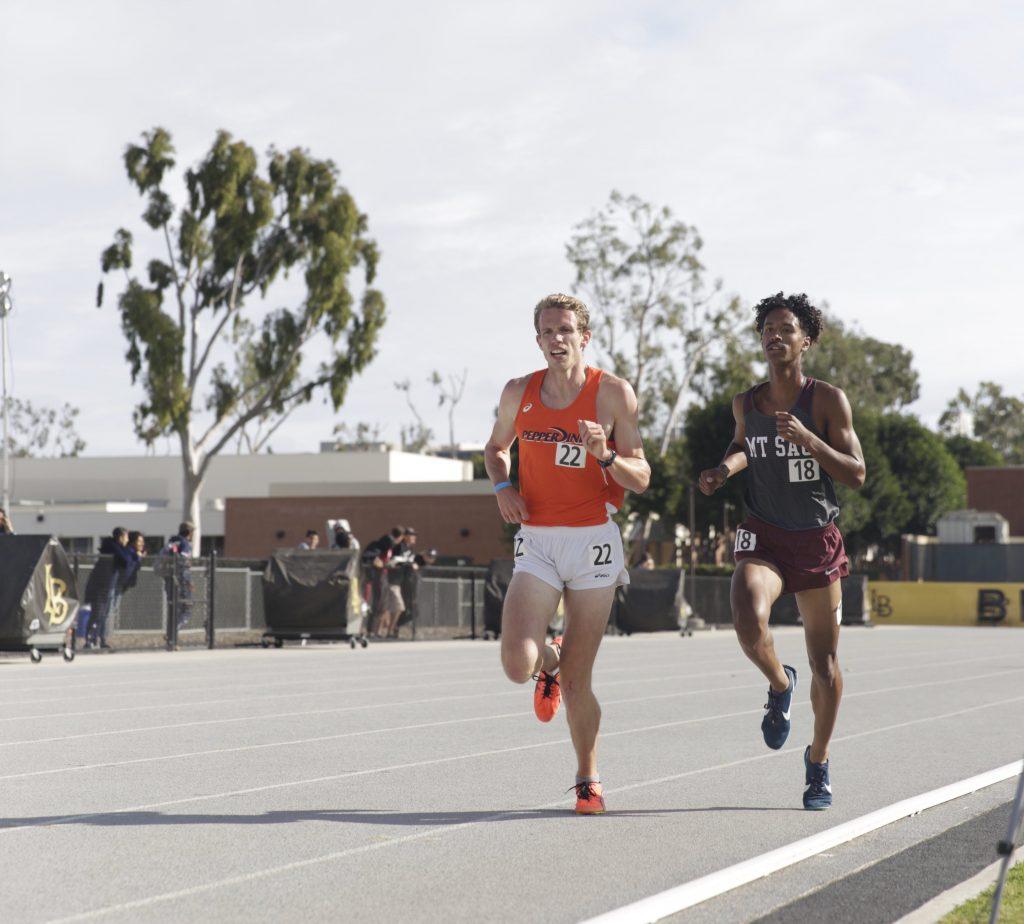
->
xmin=936 ymin=510 xmax=1009 ymax=544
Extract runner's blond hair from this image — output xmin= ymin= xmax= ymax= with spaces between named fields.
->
xmin=533 ymin=293 xmax=591 ymax=334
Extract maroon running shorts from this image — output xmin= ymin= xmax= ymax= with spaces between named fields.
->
xmin=733 ymin=515 xmax=849 ymax=594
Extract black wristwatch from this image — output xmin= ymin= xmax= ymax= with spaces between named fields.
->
xmin=598 ymin=450 xmax=618 ymax=469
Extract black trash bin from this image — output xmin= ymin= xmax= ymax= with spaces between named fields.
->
xmin=261 ymin=548 xmax=367 ymax=649
xmin=614 ymin=568 xmax=686 ymax=635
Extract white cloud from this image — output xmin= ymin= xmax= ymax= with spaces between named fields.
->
xmin=0 ymin=0 xmax=1022 ymax=458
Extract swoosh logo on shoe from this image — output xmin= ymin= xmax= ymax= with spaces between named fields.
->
xmin=782 ymin=710 xmax=791 ymax=720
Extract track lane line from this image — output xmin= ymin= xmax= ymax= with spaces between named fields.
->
xmin=2 ymin=643 xmax=1011 ymax=727
xmin=0 ymin=656 xmax=1017 ymax=753
xmin=581 ymin=761 xmax=1024 ymax=923
xmin=1 ymin=647 xmax=739 ymax=700
xmin=41 ymin=698 xmax=1024 ymax=923
xmin=0 ymin=630 xmax=998 ymax=697
xmin=3 ymin=672 xmax=1022 ymax=831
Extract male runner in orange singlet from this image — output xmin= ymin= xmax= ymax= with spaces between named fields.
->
xmin=484 ymin=293 xmax=650 ymax=814
xmin=699 ymin=292 xmax=865 ymax=810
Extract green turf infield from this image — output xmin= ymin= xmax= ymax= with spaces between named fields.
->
xmin=940 ymin=861 xmax=1023 ymax=923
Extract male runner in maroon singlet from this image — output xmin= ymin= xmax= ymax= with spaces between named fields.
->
xmin=484 ymin=293 xmax=650 ymax=814
xmin=698 ymin=292 xmax=865 ymax=810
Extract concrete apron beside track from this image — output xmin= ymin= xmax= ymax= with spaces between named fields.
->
xmin=582 ymin=762 xmax=1023 ymax=923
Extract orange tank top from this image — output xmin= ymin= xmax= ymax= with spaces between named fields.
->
xmin=514 ymin=366 xmax=625 ymax=527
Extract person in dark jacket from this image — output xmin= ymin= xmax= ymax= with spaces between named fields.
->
xmin=95 ymin=527 xmax=132 ymax=650
xmin=363 ymin=526 xmax=403 ymax=636
xmin=161 ymin=522 xmax=195 ymax=633
xmin=123 ymin=531 xmax=146 ymax=590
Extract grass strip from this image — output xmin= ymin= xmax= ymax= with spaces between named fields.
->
xmin=940 ymin=860 xmax=1023 ymax=923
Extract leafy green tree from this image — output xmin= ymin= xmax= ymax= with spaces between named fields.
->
xmin=878 ymin=414 xmax=965 ymax=539
xmin=5 ymin=399 xmax=86 ymax=457
xmin=943 ymin=434 xmax=1003 ymax=471
xmin=802 ymin=314 xmax=919 ymax=414
xmin=678 ymin=398 xmax=746 ymax=535
xmin=690 ymin=325 xmax=763 ymax=405
xmin=835 ymin=412 xmax=910 ymax=557
xmin=566 ymin=191 xmax=744 ymax=453
xmin=99 ymin=127 xmax=385 ymax=543
xmin=939 ymin=382 xmax=1024 ymax=463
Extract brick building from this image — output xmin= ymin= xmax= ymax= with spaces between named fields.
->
xmin=225 ymin=483 xmax=509 ymax=562
xmin=966 ymin=467 xmax=1024 ymax=535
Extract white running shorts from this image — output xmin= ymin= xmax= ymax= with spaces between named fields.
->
xmin=512 ymin=519 xmax=629 ymax=591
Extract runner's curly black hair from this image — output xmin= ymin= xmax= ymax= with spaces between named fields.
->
xmin=753 ymin=292 xmax=824 ymax=343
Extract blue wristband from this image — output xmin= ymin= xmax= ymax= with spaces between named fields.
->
xmin=494 ymin=481 xmax=513 ymax=493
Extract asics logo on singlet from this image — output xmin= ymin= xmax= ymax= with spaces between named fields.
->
xmin=522 ymin=403 xmax=533 ymax=412
xmin=521 ymin=427 xmax=582 ymax=444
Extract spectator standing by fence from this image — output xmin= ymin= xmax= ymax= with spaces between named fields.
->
xmin=384 ymin=527 xmax=419 ymax=638
xmin=297 ymin=529 xmax=320 ymax=550
xmin=331 ymin=519 xmax=358 ymax=551
xmin=159 ymin=522 xmax=194 ymax=637
xmin=92 ymin=527 xmax=132 ymax=650
xmin=123 ymin=530 xmax=146 ymax=590
xmin=364 ymin=525 xmax=403 ymax=637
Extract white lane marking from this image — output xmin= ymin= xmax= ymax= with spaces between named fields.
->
xmin=1 ymin=657 xmax=1018 ymax=755
xmin=0 ymin=633 xmax=1001 ymax=697
xmin=581 ymin=760 xmax=1024 ymax=924
xmin=0 ymin=654 xmax=762 ymax=718
xmin=0 ymin=664 xmax=785 ymax=727
xmin=3 ymin=672 xmax=1022 ymax=830
xmin=42 ymin=699 xmax=1024 ymax=923
xmin=0 ymin=662 xmax=506 ymax=703
xmin=0 ymin=647 xmax=715 ymax=701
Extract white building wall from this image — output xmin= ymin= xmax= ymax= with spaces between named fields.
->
xmin=6 ymin=450 xmax=472 ymax=550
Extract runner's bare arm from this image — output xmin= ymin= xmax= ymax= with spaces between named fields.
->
xmin=698 ymin=393 xmax=748 ymax=495
xmin=775 ymin=385 xmax=865 ymax=489
xmin=484 ymin=377 xmax=531 ymax=523
xmin=579 ymin=376 xmax=650 ymax=494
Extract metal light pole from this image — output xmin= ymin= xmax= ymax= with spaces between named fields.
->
xmin=0 ymin=271 xmax=13 ymax=516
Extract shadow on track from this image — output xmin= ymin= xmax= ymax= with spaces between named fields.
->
xmin=2 ymin=805 xmax=804 ymax=829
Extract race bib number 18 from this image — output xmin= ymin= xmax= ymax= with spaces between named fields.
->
xmin=788 ymin=458 xmax=820 ymax=482
xmin=555 ymin=442 xmax=586 ymax=469
xmin=735 ymin=529 xmax=757 ymax=552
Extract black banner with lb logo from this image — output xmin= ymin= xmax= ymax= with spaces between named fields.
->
xmin=0 ymin=535 xmax=80 ymax=646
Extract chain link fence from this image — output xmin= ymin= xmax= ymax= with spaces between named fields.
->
xmin=70 ymin=555 xmax=487 ymax=648
xmin=408 ymin=566 xmax=488 ymax=638
xmin=72 ymin=555 xmax=266 ymax=648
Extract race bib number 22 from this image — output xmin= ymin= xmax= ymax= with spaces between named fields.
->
xmin=555 ymin=442 xmax=585 ymax=469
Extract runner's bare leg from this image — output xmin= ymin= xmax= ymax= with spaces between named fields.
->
xmin=795 ymin=581 xmax=843 ymax=764
xmin=560 ymin=585 xmax=616 ymax=779
xmin=500 ymin=572 xmax=563 ymax=683
xmin=731 ymin=559 xmax=790 ymax=691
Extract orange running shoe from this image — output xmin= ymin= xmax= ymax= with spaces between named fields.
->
xmin=533 ymin=636 xmax=563 ymax=722
xmin=573 ymin=780 xmax=606 ymax=815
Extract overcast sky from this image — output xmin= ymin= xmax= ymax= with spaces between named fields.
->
xmin=1 ymin=0 xmax=1021 ymax=457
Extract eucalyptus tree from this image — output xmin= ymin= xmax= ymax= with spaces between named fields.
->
xmin=566 ymin=191 xmax=744 ymax=455
xmin=99 ymin=127 xmax=385 ymax=543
